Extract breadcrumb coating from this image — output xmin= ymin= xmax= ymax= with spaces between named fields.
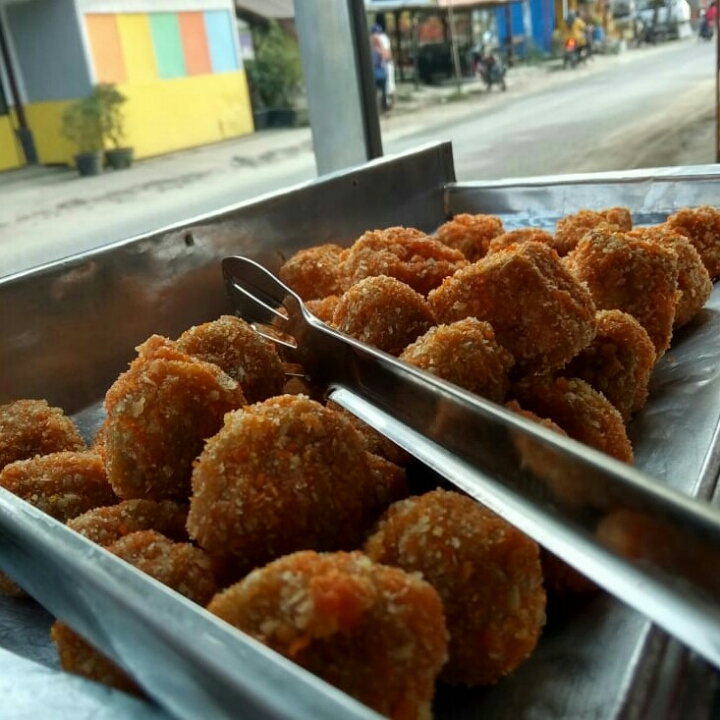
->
xmin=332 ymin=276 xmax=436 ymax=357
xmin=365 ymin=490 xmax=545 ymax=686
xmin=399 ymin=318 xmax=514 ymax=403
xmin=0 ymin=399 xmax=85 ymax=472
xmin=339 ymin=227 xmax=468 ymax=296
xmin=208 ymin=550 xmax=448 ymax=720
xmin=428 ymin=242 xmax=596 ymax=375
xmin=279 ymin=244 xmax=345 ymax=300
xmin=435 ymin=213 xmax=504 ymax=262
xmin=667 ymin=205 xmax=720 ymax=278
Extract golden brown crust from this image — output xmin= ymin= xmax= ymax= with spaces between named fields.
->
xmin=208 ymin=550 xmax=448 ymax=720
xmin=187 ymin=396 xmax=388 ymax=579
xmin=629 ymin=225 xmax=713 ymax=328
xmin=305 ymin=295 xmax=340 ymax=324
xmin=667 ymin=205 xmax=720 ymax=278
xmin=565 ymin=309 xmax=656 ymax=421
xmin=511 ymin=375 xmax=634 ymax=464
xmin=553 ymin=208 xmax=631 ymax=256
xmin=104 ymin=335 xmax=246 ymax=501
xmin=176 ymin=315 xmax=285 ymax=404
xmin=428 ymin=242 xmax=597 ymax=375
xmin=339 ymin=227 xmax=468 ymax=296
xmin=278 ymin=244 xmax=345 ymax=300
xmin=365 ymin=489 xmax=545 ymax=686
xmin=564 ymin=226 xmax=679 ymax=358
xmin=399 ymin=318 xmax=514 ymax=403
xmin=486 ymin=229 xmax=557 ymax=255
xmin=435 ymin=213 xmax=504 ymax=262
xmin=332 ymin=276 xmax=436 ymax=357
xmin=68 ymin=499 xmax=188 ymax=547
xmin=0 ymin=399 xmax=85 ymax=472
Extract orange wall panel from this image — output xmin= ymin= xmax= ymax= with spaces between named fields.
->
xmin=178 ymin=12 xmax=212 ymax=76
xmin=86 ymin=14 xmax=126 ymax=84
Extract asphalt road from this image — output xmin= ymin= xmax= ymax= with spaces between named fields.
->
xmin=1 ymin=38 xmax=716 ymax=277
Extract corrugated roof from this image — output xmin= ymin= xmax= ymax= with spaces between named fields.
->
xmin=235 ymin=0 xmax=295 ymax=19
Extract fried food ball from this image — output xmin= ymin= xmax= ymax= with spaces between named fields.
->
xmin=399 ymin=318 xmax=514 ymax=403
xmin=175 ymin=315 xmax=285 ymax=404
xmin=435 ymin=213 xmax=504 ymax=262
xmin=187 ymin=395 xmax=391 ymax=579
xmin=428 ymin=242 xmax=596 ymax=376
xmin=667 ymin=205 xmax=720 ymax=278
xmin=564 ymin=226 xmax=679 ymax=358
xmin=0 ymin=399 xmax=85 ymax=472
xmin=365 ymin=489 xmax=545 ymax=686
xmin=629 ymin=225 xmax=712 ymax=328
xmin=0 ymin=452 xmax=115 ymax=521
xmin=505 ymin=401 xmax=598 ymax=595
xmin=278 ymin=244 xmax=345 ymax=300
xmin=52 ymin=530 xmax=218 ymax=695
xmin=326 ymin=401 xmax=413 ymax=466
xmin=554 ymin=208 xmax=631 ymax=256
xmin=339 ymin=227 xmax=468 ymax=296
xmin=512 ymin=375 xmax=634 ymax=464
xmin=305 ymin=295 xmax=340 ymax=324
xmin=365 ymin=452 xmax=410 ymax=510
xmin=332 ymin=276 xmax=436 ymax=357
xmin=565 ymin=310 xmax=656 ymax=422
xmin=67 ymin=499 xmax=188 ymax=547
xmin=486 ymin=228 xmax=556 ymax=255
xmin=208 ymin=550 xmax=448 ymax=720
xmin=104 ymin=336 xmax=246 ymax=502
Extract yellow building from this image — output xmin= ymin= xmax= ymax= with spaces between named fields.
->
xmin=0 ymin=0 xmax=254 ymax=172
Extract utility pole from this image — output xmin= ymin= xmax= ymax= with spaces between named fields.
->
xmin=447 ymin=4 xmax=463 ymax=93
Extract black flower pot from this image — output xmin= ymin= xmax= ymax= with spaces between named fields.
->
xmin=75 ymin=151 xmax=103 ymax=177
xmin=105 ymin=147 xmax=134 ymax=170
xmin=253 ymin=109 xmax=270 ymax=131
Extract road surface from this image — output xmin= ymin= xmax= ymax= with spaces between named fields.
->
xmin=1 ymin=39 xmax=716 ymax=277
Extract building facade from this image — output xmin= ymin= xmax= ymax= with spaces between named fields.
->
xmin=0 ymin=0 xmax=254 ymax=172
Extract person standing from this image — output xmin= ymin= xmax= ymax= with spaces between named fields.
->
xmin=376 ymin=24 xmax=395 ymax=109
xmin=371 ymin=25 xmax=390 ymax=112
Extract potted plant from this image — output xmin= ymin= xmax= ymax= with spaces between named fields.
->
xmin=246 ymin=21 xmax=303 ymax=129
xmin=95 ymin=83 xmax=134 ymax=170
xmin=60 ymin=95 xmax=104 ymax=177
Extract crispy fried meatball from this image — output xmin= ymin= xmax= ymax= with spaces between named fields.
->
xmin=365 ymin=452 xmax=411 ymax=511
xmin=68 ymin=499 xmax=188 ymax=547
xmin=602 ymin=207 xmax=633 ymax=231
xmin=667 ymin=205 xmax=720 ymax=278
xmin=486 ymin=228 xmax=556 ymax=255
xmin=0 ymin=452 xmax=115 ymax=521
xmin=278 ymin=244 xmax=345 ymax=300
xmin=187 ymin=395 xmax=389 ymax=579
xmin=208 ymin=550 xmax=448 ymax=720
xmin=428 ymin=242 xmax=596 ymax=375
xmin=512 ymin=375 xmax=633 ymax=464
xmin=0 ymin=399 xmax=85 ymax=472
xmin=339 ymin=227 xmax=468 ymax=296
xmin=629 ymin=225 xmax=712 ymax=328
xmin=52 ymin=530 xmax=218 ymax=694
xmin=554 ymin=208 xmax=631 ymax=256
xmin=332 ymin=276 xmax=436 ymax=356
xmin=435 ymin=213 xmax=504 ymax=262
xmin=305 ymin=295 xmax=340 ymax=324
xmin=564 ymin=226 xmax=679 ymax=358
xmin=104 ymin=336 xmax=246 ymax=502
xmin=565 ymin=310 xmax=656 ymax=422
xmin=399 ymin=318 xmax=514 ymax=403
xmin=175 ymin=315 xmax=285 ymax=404
xmin=365 ymin=489 xmax=545 ymax=686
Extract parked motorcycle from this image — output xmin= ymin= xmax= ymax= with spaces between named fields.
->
xmin=472 ymin=41 xmax=507 ymax=91
xmin=699 ymin=7 xmax=715 ymax=40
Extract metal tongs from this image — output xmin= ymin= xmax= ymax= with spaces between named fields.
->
xmin=223 ymin=255 xmax=720 ymax=670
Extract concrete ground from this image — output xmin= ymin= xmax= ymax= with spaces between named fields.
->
xmin=0 ymin=37 xmax=716 ymax=278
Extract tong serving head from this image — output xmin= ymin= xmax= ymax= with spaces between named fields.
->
xmin=223 ymin=254 xmax=720 ymax=671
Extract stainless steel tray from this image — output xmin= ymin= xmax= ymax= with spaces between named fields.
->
xmin=1 ymin=143 xmax=720 ymax=719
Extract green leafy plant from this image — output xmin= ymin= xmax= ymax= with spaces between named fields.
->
xmin=61 ymin=95 xmax=103 ymax=154
xmin=94 ymin=83 xmax=128 ymax=149
xmin=246 ymin=21 xmax=303 ymax=109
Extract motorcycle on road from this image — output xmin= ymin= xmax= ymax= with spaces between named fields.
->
xmin=471 ymin=36 xmax=507 ymax=91
xmin=563 ymin=37 xmax=589 ymax=68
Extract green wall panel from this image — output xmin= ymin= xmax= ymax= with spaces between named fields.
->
xmin=150 ymin=13 xmax=187 ymax=79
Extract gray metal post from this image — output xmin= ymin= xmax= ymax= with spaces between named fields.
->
xmin=294 ymin=0 xmax=383 ymax=175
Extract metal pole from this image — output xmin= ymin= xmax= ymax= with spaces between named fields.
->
xmin=294 ymin=0 xmax=382 ymax=175
xmin=448 ymin=5 xmax=463 ymax=92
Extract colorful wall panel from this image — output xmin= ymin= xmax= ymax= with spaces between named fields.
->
xmin=149 ymin=13 xmax=187 ymax=79
xmin=204 ymin=11 xmax=240 ymax=73
xmin=85 ymin=14 xmax=125 ymax=83
xmin=179 ymin=12 xmax=212 ymax=76
xmin=117 ymin=14 xmax=158 ymax=84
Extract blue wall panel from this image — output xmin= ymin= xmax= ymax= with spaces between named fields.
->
xmin=204 ymin=11 xmax=239 ymax=73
